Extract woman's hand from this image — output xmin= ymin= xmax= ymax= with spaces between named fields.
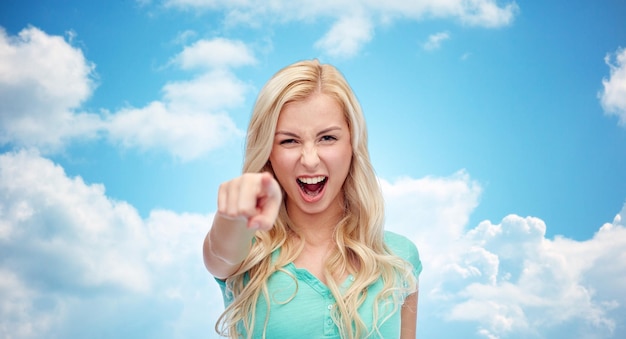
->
xmin=204 ymin=172 xmax=282 ymax=279
xmin=217 ymin=172 xmax=282 ymax=231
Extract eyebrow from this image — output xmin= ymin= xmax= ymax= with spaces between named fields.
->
xmin=275 ymin=126 xmax=343 ymax=138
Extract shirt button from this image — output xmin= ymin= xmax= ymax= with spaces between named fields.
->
xmin=327 ymin=304 xmax=333 ymax=310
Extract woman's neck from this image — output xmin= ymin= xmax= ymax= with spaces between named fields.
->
xmin=287 ymin=202 xmax=344 ymax=248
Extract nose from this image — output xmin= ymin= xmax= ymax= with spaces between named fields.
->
xmin=300 ymin=144 xmax=320 ymax=169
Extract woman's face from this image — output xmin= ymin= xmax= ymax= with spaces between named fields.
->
xmin=269 ymin=92 xmax=352 ymax=220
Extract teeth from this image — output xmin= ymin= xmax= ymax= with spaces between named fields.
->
xmin=298 ymin=176 xmax=326 ymax=184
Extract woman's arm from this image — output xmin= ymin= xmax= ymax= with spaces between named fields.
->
xmin=400 ymin=291 xmax=419 ymax=339
xmin=203 ymin=172 xmax=282 ymax=279
xmin=203 ymin=214 xmax=256 ymax=279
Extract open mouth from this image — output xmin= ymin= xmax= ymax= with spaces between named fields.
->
xmin=297 ymin=176 xmax=327 ymax=196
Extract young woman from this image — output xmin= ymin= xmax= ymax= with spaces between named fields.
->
xmin=203 ymin=59 xmax=422 ymax=338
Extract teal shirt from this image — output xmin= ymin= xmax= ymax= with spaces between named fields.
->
xmin=216 ymin=231 xmax=422 ymax=338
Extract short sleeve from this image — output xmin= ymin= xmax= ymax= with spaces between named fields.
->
xmin=384 ymin=231 xmax=422 ymax=278
xmin=214 ymin=272 xmax=252 ymax=307
xmin=214 ymin=277 xmax=234 ymax=306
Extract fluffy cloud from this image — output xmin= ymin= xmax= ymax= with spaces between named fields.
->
xmin=423 ymin=31 xmax=451 ymax=51
xmin=104 ymin=69 xmax=246 ymax=160
xmin=1 ymin=152 xmax=623 ymax=338
xmin=314 ymin=14 xmax=374 ymax=58
xmin=0 ymin=27 xmax=249 ymax=160
xmin=161 ymin=0 xmax=519 ymax=58
xmin=382 ymin=174 xmax=625 ymax=338
xmin=0 ymin=26 xmax=100 ymax=151
xmin=600 ymin=47 xmax=626 ymax=127
xmin=454 ymin=215 xmax=624 ymax=338
xmin=174 ymin=38 xmax=256 ymax=70
xmin=0 ymin=150 xmax=221 ymax=338
xmin=104 ymin=37 xmax=253 ymax=160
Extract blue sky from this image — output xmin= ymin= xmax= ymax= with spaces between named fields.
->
xmin=1 ymin=0 xmax=625 ymax=338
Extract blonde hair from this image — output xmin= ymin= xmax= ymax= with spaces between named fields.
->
xmin=215 ymin=60 xmax=416 ymax=338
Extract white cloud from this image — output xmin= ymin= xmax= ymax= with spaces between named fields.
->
xmin=382 ymin=173 xmax=625 ymax=338
xmin=0 ymin=26 xmax=100 ymax=151
xmin=0 ymin=27 xmax=94 ymax=115
xmin=160 ymin=0 xmax=519 ymax=58
xmin=162 ymin=69 xmax=250 ymax=112
xmin=452 ymin=0 xmax=519 ymax=27
xmin=0 ymin=27 xmax=249 ymax=160
xmin=105 ymin=101 xmax=241 ymax=161
xmin=2 ymin=152 xmax=623 ymax=338
xmin=105 ymin=68 xmax=247 ymax=160
xmin=163 ymin=0 xmax=519 ymax=27
xmin=314 ymin=15 xmax=374 ymax=58
xmin=366 ymin=0 xmax=518 ymax=27
xmin=452 ymin=215 xmax=623 ymax=337
xmin=423 ymin=31 xmax=451 ymax=51
xmin=104 ymin=38 xmax=252 ymax=160
xmin=600 ymin=47 xmax=626 ymax=127
xmin=0 ymin=150 xmax=221 ymax=338
xmin=172 ymin=29 xmax=198 ymax=45
xmin=174 ymin=37 xmax=256 ymax=70
xmin=0 ymin=150 xmax=151 ymax=293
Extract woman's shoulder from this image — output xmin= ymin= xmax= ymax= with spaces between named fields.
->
xmin=384 ymin=230 xmax=422 ymax=276
xmin=384 ymin=230 xmax=416 ymax=250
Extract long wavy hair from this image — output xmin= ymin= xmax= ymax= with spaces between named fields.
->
xmin=215 ymin=60 xmax=417 ymax=338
